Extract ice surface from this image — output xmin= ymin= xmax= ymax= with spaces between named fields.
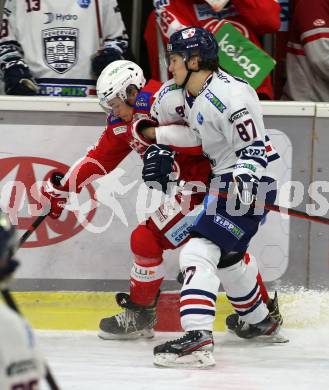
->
xmin=38 ymin=328 xmax=329 ymax=390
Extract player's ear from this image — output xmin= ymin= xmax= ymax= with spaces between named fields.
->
xmin=188 ymin=55 xmax=200 ymax=70
xmin=126 ymin=85 xmax=139 ymax=105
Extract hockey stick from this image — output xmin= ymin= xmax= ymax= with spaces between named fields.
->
xmin=0 ymin=0 xmax=5 ymax=27
xmin=18 ymin=213 xmax=48 ymax=247
xmin=1 ymin=212 xmax=60 ymax=389
xmin=175 ymin=180 xmax=329 ymax=226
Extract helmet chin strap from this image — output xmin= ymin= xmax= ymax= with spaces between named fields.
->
xmin=181 ymin=61 xmax=199 ymax=89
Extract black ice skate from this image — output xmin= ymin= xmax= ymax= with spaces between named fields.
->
xmin=226 ymin=291 xmax=283 ymax=331
xmin=225 ymin=292 xmax=288 ymax=343
xmin=153 ymin=330 xmax=215 ymax=368
xmin=98 ymin=292 xmax=158 ymax=340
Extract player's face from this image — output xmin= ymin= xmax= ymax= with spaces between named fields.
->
xmin=168 ymin=54 xmax=188 ymax=86
xmin=108 ymin=97 xmax=134 ymax=122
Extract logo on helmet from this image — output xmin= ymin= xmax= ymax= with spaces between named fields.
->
xmin=182 ymin=28 xmax=196 ymax=39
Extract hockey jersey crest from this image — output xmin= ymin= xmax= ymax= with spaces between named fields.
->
xmin=0 ymin=0 xmax=128 ymax=96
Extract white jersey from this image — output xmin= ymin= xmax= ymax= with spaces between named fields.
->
xmin=0 ymin=0 xmax=128 ymax=96
xmin=151 ymin=78 xmax=203 ymax=152
xmin=0 ymin=303 xmax=45 ymax=389
xmin=153 ymin=72 xmax=280 ymax=180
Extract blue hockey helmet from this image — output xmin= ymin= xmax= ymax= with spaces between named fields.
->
xmin=167 ymin=27 xmax=218 ymax=63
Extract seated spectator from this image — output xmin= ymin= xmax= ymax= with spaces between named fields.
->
xmin=282 ymin=0 xmax=329 ymax=101
xmin=0 ymin=0 xmax=131 ymax=97
xmin=145 ymin=0 xmax=281 ymax=99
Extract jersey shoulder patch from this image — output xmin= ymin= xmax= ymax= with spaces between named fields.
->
xmin=204 ymin=88 xmax=227 ymax=113
xmin=112 ymin=124 xmax=128 ymax=135
xmin=134 ymin=91 xmax=153 ymax=111
xmin=157 ymin=81 xmax=182 ymax=103
xmin=107 ymin=115 xmax=127 ymax=136
xmin=107 ymin=114 xmax=122 ymax=125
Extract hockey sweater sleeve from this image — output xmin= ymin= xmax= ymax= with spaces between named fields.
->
xmin=231 ymin=0 xmax=281 ymax=35
xmin=153 ymin=0 xmax=188 ymax=39
xmin=297 ymin=0 xmax=329 ymax=81
xmin=155 ymin=125 xmax=203 ymax=155
xmin=62 ymin=127 xmax=131 ymax=192
xmin=100 ymin=0 xmax=129 ymax=55
xmin=150 ymin=79 xmax=203 ymax=155
xmin=0 ymin=2 xmax=29 ymax=73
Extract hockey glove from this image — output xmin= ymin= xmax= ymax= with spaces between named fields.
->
xmin=91 ymin=47 xmax=124 ymax=78
xmin=142 ymin=144 xmax=175 ymax=193
xmin=3 ymin=63 xmax=38 ymax=95
xmin=234 ymin=174 xmax=259 ymax=205
xmin=133 ymin=117 xmax=157 ymax=140
xmin=41 ymin=171 xmax=69 ymax=219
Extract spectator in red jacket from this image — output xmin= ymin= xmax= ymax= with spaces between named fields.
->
xmin=145 ymin=0 xmax=280 ymax=99
xmin=282 ymin=0 xmax=329 ymax=101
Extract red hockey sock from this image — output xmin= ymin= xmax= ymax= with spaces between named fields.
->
xmin=244 ymin=252 xmax=269 ymax=303
xmin=129 ymin=256 xmax=164 ymax=306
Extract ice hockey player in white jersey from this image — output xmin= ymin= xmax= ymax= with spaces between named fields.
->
xmin=0 ymin=213 xmax=45 ymax=389
xmin=0 ymin=0 xmax=129 ymax=96
xmin=141 ymin=27 xmax=285 ymax=368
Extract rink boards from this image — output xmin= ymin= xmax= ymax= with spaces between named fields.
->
xmin=0 ymin=98 xmax=328 ymax=332
xmin=8 ymin=290 xmax=329 ymax=331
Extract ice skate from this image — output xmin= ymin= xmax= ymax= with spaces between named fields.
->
xmin=226 ymin=292 xmax=288 ymax=343
xmin=234 ymin=311 xmax=288 ymax=343
xmin=98 ymin=292 xmax=157 ymax=340
xmin=226 ymin=292 xmax=284 ymax=334
xmin=153 ymin=330 xmax=215 ymax=368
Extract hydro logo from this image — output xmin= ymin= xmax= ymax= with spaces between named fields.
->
xmin=0 ymin=157 xmax=96 ymax=248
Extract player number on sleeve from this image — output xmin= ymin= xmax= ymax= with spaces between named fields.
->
xmin=25 ymin=0 xmax=41 ymax=12
xmin=236 ymin=119 xmax=257 ymax=142
xmin=159 ymin=11 xmax=175 ymax=34
xmin=175 ymin=105 xmax=185 ymax=118
xmin=0 ymin=19 xmax=8 ymax=38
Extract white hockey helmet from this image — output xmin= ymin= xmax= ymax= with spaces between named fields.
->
xmin=96 ymin=60 xmax=146 ymax=113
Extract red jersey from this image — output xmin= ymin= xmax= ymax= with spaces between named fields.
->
xmin=145 ymin=0 xmax=280 ymax=99
xmin=63 ymin=79 xmax=211 ymax=192
xmin=283 ymin=0 xmax=329 ymax=101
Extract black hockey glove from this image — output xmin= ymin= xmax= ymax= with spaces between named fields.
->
xmin=3 ymin=63 xmax=38 ymax=95
xmin=234 ymin=174 xmax=259 ymax=205
xmin=91 ymin=47 xmax=124 ymax=78
xmin=142 ymin=144 xmax=175 ymax=193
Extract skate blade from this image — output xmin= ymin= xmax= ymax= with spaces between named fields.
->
xmin=226 ymin=329 xmax=289 ymax=343
xmin=251 ymin=332 xmax=289 ymax=344
xmin=154 ymin=351 xmax=216 ymax=369
xmin=261 ymin=333 xmax=289 ymax=343
xmin=98 ymin=328 xmax=154 ymax=340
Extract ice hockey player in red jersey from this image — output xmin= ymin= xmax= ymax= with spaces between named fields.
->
xmin=145 ymin=0 xmax=281 ymax=99
xmin=40 ymin=60 xmax=212 ymax=339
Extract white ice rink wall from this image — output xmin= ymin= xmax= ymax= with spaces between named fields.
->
xmin=0 ymin=98 xmax=328 ymax=291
